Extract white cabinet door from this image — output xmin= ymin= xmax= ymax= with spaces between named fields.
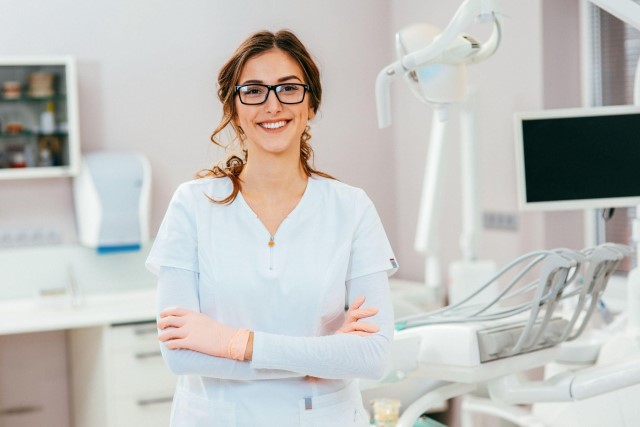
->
xmin=69 ymin=321 xmax=176 ymax=427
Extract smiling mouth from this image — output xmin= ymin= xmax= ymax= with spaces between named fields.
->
xmin=259 ymin=120 xmax=288 ymax=130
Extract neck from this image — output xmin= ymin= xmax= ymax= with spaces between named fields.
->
xmin=240 ymin=152 xmax=307 ymax=197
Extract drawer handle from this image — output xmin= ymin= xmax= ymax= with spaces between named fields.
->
xmin=0 ymin=405 xmax=42 ymax=416
xmin=137 ymin=396 xmax=173 ymax=407
xmin=135 ymin=350 xmax=163 ymax=359
xmin=134 ymin=326 xmax=158 ymax=336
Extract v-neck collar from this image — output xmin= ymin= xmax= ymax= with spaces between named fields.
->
xmin=236 ymin=177 xmax=314 ymax=237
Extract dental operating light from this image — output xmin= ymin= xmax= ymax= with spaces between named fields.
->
xmin=376 ymin=0 xmax=501 ymax=128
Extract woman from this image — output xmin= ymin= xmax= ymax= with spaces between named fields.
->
xmin=147 ymin=29 xmax=397 ymax=426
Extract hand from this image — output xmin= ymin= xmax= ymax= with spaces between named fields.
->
xmin=336 ymin=295 xmax=379 ymax=336
xmin=157 ymin=306 xmax=250 ymax=360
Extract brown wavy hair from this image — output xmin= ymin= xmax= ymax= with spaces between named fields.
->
xmin=199 ymin=29 xmax=335 ymax=204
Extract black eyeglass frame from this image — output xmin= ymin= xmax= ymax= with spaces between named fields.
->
xmin=234 ymin=83 xmax=310 ymax=105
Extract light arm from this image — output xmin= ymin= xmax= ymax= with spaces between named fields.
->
xmin=375 ymin=0 xmax=501 ymax=128
xmin=401 ymin=0 xmax=495 ymax=69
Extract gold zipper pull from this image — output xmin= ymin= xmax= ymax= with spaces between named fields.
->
xmin=268 ymin=236 xmax=275 ymax=247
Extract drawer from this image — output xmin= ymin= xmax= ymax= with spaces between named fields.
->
xmin=109 ymin=321 xmax=159 ymax=352
xmin=0 ymin=409 xmax=47 ymax=427
xmin=113 ymin=394 xmax=173 ymax=427
xmin=112 ymin=349 xmax=176 ymax=398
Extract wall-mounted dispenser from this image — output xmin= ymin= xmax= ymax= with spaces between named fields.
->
xmin=73 ymin=151 xmax=151 ymax=253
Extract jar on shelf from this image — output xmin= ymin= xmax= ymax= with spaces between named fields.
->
xmin=5 ymin=121 xmax=24 ymax=134
xmin=2 ymin=81 xmax=22 ymax=99
xmin=28 ymin=72 xmax=55 ymax=98
xmin=7 ymin=146 xmax=26 ymax=168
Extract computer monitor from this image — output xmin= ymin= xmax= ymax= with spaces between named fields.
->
xmin=514 ymin=105 xmax=640 ymax=211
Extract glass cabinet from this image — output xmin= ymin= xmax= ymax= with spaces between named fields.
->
xmin=0 ymin=56 xmax=80 ymax=179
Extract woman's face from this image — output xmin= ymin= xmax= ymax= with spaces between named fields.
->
xmin=234 ymin=49 xmax=314 ymax=159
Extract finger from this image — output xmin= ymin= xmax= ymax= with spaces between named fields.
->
xmin=348 ymin=296 xmax=366 ymax=312
xmin=350 ymin=307 xmax=378 ymax=320
xmin=157 ymin=315 xmax=186 ymax=330
xmin=346 ymin=331 xmax=374 ymax=337
xmin=345 ymin=299 xmax=370 ymax=323
xmin=159 ymin=306 xmax=190 ymax=318
xmin=158 ymin=328 xmax=186 ymax=342
xmin=164 ymin=338 xmax=189 ymax=350
xmin=341 ymin=321 xmax=380 ymax=334
xmin=351 ymin=321 xmax=380 ymax=333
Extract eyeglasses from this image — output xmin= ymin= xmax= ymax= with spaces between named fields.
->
xmin=235 ymin=83 xmax=310 ymax=105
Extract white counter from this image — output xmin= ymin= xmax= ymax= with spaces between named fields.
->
xmin=0 ymin=288 xmax=157 ymax=335
xmin=0 ymin=243 xmax=158 ymax=335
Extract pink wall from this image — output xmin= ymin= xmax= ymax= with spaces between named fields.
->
xmin=0 ymin=0 xmax=397 ymax=254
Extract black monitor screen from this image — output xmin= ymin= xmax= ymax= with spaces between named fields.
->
xmin=520 ymin=110 xmax=640 ymax=208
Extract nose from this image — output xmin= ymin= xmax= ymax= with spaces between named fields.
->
xmin=264 ymin=88 xmax=283 ymax=112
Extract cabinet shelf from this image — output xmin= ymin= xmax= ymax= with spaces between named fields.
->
xmin=0 ymin=131 xmax=67 ymax=138
xmin=0 ymin=94 xmax=66 ymax=103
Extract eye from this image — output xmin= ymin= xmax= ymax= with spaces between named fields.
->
xmin=241 ymin=85 xmax=266 ymax=96
xmin=279 ymin=84 xmax=301 ymax=93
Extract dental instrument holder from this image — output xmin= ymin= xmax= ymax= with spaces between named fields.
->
xmin=390 ymin=244 xmax=632 ymax=426
xmin=375 ymin=0 xmax=502 ymax=306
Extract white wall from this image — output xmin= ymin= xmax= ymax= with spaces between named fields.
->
xmin=390 ymin=0 xmax=547 ymax=282
xmin=0 ymin=0 xmax=396 ymax=252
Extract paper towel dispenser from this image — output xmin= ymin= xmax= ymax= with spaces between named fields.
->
xmin=73 ymin=151 xmax=151 ymax=253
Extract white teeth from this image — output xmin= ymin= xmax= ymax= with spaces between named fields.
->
xmin=260 ymin=121 xmax=286 ymax=129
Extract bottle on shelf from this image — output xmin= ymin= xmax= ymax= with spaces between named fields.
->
xmin=40 ymin=100 xmax=56 ymax=134
xmin=38 ymin=146 xmax=54 ymax=167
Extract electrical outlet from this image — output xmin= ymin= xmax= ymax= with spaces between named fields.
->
xmin=483 ymin=212 xmax=518 ymax=231
xmin=0 ymin=227 xmax=62 ymax=248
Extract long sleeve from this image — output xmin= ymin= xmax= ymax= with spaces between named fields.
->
xmin=251 ymin=271 xmax=394 ymax=380
xmin=157 ymin=266 xmax=303 ymax=380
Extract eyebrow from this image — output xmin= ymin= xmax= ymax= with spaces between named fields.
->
xmin=239 ymin=75 xmax=303 ymax=85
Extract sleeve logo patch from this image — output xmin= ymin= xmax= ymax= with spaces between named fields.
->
xmin=390 ymin=258 xmax=398 ymax=268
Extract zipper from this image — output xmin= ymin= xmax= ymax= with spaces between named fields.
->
xmin=268 ymin=235 xmax=275 ymax=270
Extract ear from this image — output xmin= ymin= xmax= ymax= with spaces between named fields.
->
xmin=308 ymin=106 xmax=315 ymax=121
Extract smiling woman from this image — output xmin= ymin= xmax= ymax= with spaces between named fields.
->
xmin=202 ymin=30 xmax=333 ymax=206
xmin=146 ymin=29 xmax=398 ymax=427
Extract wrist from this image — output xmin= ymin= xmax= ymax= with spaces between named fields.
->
xmin=244 ymin=331 xmax=254 ymax=361
xmin=227 ymin=328 xmax=251 ymax=361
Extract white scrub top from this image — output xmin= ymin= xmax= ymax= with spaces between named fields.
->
xmin=147 ymin=176 xmax=397 ymax=426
